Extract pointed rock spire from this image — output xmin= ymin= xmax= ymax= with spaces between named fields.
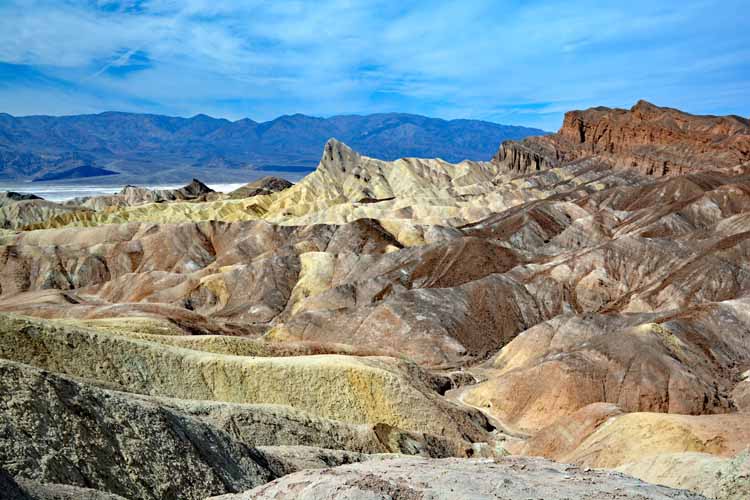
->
xmin=320 ymin=138 xmax=362 ymax=174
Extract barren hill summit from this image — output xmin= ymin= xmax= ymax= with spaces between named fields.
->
xmin=496 ymin=100 xmax=750 ymax=176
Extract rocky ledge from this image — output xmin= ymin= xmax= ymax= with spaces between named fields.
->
xmin=495 ymin=100 xmax=750 ymax=176
xmin=213 ymin=457 xmax=707 ymax=499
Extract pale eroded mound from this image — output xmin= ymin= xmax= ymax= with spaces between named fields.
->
xmin=512 ymin=403 xmax=750 ymax=500
xmin=213 ymin=456 xmax=707 ymax=500
xmin=462 ymin=302 xmax=750 ymax=433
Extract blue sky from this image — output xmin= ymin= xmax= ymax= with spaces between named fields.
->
xmin=0 ymin=0 xmax=747 ymax=130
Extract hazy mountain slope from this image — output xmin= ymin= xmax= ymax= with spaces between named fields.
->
xmin=0 ymin=111 xmax=546 ymax=181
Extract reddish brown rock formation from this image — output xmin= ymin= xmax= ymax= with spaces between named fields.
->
xmin=495 ymin=100 xmax=750 ymax=176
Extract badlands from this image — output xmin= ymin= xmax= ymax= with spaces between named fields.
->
xmin=1 ymin=100 xmax=749 ymax=499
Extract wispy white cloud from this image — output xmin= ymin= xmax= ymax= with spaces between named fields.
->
xmin=0 ymin=0 xmax=747 ymax=129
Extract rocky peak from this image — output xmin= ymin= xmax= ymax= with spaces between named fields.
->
xmin=228 ymin=176 xmax=293 ymax=199
xmin=119 ymin=184 xmax=149 ymax=196
xmin=178 ymin=178 xmax=214 ymax=197
xmin=320 ymin=138 xmax=361 ymax=172
xmin=0 ymin=191 xmax=43 ymax=205
xmin=313 ymin=138 xmax=373 ymax=191
xmin=493 ymin=139 xmax=559 ymax=174
xmin=496 ymin=101 xmax=750 ymax=177
xmin=630 ymin=99 xmax=661 ymax=113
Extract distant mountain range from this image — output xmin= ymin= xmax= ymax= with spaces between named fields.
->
xmin=0 ymin=111 xmax=546 ymax=183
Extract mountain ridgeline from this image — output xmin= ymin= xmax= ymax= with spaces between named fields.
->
xmin=0 ymin=111 xmax=546 ymax=182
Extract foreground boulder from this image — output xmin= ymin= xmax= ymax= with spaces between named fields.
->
xmin=1 ymin=469 xmax=127 ymax=500
xmin=0 ymin=359 xmax=276 ymax=499
xmin=0 ymin=469 xmax=33 ymax=500
xmin=212 ymin=456 xmax=707 ymax=499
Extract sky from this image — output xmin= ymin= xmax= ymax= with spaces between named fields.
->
xmin=0 ymin=0 xmax=748 ymax=131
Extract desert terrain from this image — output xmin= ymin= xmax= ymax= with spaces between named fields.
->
xmin=1 ymin=100 xmax=749 ymax=499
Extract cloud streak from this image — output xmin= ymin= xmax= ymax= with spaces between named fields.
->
xmin=0 ymin=0 xmax=747 ymax=129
